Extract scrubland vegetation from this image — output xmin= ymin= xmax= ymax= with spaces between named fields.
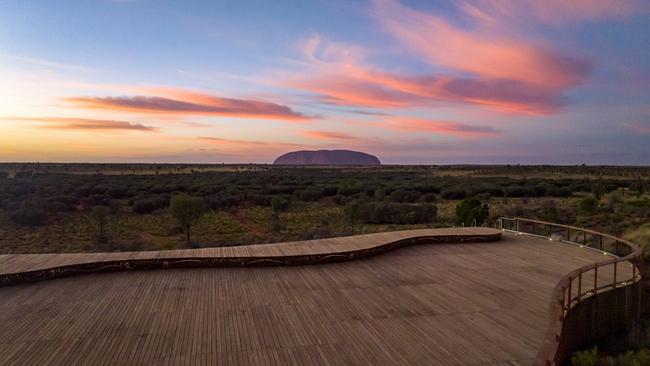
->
xmin=0 ymin=163 xmax=648 ymax=254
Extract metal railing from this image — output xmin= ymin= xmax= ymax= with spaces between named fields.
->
xmin=497 ymin=217 xmax=644 ymax=365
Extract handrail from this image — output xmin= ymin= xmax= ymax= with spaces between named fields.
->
xmin=497 ymin=217 xmax=643 ymax=366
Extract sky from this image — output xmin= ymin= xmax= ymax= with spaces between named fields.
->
xmin=1 ymin=0 xmax=649 ymax=165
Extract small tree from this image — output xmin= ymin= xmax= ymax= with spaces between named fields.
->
xmin=456 ymin=198 xmax=489 ymax=226
xmin=344 ymin=201 xmax=362 ymax=225
xmin=606 ymin=191 xmax=622 ymax=211
xmin=90 ymin=206 xmax=110 ymax=243
xmin=591 ymin=183 xmax=606 ymax=201
xmin=579 ymin=197 xmax=598 ymax=214
xmin=633 ymin=178 xmax=645 ymax=198
xmin=11 ymin=199 xmax=46 ymax=226
xmin=271 ymin=195 xmax=290 ymax=214
xmin=170 ymin=194 xmax=206 ymax=247
xmin=270 ymin=195 xmax=289 ymax=233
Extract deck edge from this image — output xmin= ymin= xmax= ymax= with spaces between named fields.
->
xmin=0 ymin=230 xmax=501 ymax=287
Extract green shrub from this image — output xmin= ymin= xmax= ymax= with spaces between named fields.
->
xmin=571 ymin=347 xmax=599 ymax=366
xmin=632 ymin=179 xmax=645 ymax=199
xmin=607 ymin=192 xmax=622 ymax=211
xmin=441 ymin=189 xmax=466 ymax=200
xmin=617 ymin=349 xmax=650 ymax=366
xmin=11 ymin=200 xmax=47 ymax=226
xmin=579 ymin=197 xmax=598 ymax=214
xmin=271 ymin=194 xmax=290 ymax=212
xmin=592 ymin=183 xmax=607 ymax=201
xmin=546 ymin=186 xmax=572 ymax=197
xmin=388 ymin=189 xmax=421 ymax=203
xmin=90 ymin=206 xmax=110 ymax=243
xmin=337 ymin=179 xmax=363 ymax=196
xmin=300 ymin=187 xmax=324 ymax=202
xmin=456 ymin=198 xmax=489 ymax=226
xmin=132 ymin=199 xmax=157 ymax=214
xmin=344 ymin=201 xmax=436 ymax=225
xmin=423 ymin=193 xmax=437 ymax=203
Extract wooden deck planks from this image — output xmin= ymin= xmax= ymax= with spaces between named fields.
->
xmin=0 ymin=232 xmax=634 ymax=365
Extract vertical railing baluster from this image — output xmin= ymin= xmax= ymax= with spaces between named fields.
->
xmin=516 ymin=218 xmax=520 ymax=233
xmin=593 ymin=263 xmax=598 ymax=295
xmin=567 ymin=277 xmax=572 ymax=309
xmin=613 ymin=260 xmax=617 ymax=288
xmin=577 ymin=272 xmax=582 ymax=301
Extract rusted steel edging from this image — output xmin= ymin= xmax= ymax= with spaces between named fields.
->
xmin=499 ymin=217 xmax=643 ymax=366
xmin=0 ymin=231 xmax=501 ymax=287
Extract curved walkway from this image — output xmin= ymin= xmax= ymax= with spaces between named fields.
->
xmin=0 ymin=228 xmax=499 ymax=286
xmin=0 ymin=229 xmax=634 ymax=365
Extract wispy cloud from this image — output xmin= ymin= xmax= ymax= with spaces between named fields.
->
xmin=0 ymin=53 xmax=98 ymax=73
xmin=373 ymin=0 xmax=591 ymax=89
xmin=303 ymin=130 xmax=358 ymax=140
xmin=458 ymin=0 xmax=650 ymax=26
xmin=371 ymin=117 xmax=502 ymax=138
xmin=3 ymin=117 xmax=158 ymax=132
xmin=66 ymin=88 xmax=310 ymax=121
xmin=198 ymin=136 xmax=306 ymax=149
xmin=283 ymin=30 xmax=586 ymax=114
xmin=625 ymin=121 xmax=650 ymax=135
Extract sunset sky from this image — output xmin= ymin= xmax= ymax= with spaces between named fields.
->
xmin=1 ymin=0 xmax=649 ymax=164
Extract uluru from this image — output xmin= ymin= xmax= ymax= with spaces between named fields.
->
xmin=273 ymin=150 xmax=381 ymax=165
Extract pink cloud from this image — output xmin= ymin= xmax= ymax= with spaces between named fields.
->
xmin=459 ymin=0 xmax=649 ymax=26
xmin=371 ymin=117 xmax=501 ymax=138
xmin=626 ymin=121 xmax=650 ymax=134
xmin=66 ymin=88 xmax=309 ymax=121
xmin=284 ymin=28 xmax=586 ymax=114
xmin=4 ymin=117 xmax=158 ymax=132
xmin=303 ymin=131 xmax=358 ymax=140
xmin=198 ymin=136 xmax=306 ymax=151
xmin=373 ymin=0 xmax=591 ymax=89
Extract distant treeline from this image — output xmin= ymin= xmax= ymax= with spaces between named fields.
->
xmin=0 ymin=168 xmax=645 ymax=226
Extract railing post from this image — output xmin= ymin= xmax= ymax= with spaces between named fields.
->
xmin=593 ymin=263 xmax=598 ymax=294
xmin=516 ymin=218 xmax=520 ymax=232
xmin=583 ymin=231 xmax=587 ymax=246
xmin=567 ymin=227 xmax=570 ymax=242
xmin=577 ymin=272 xmax=582 ymax=301
xmin=599 ymin=235 xmax=603 ymax=251
xmin=567 ymin=278 xmax=572 ymax=309
xmin=613 ymin=260 xmax=617 ymax=288
xmin=548 ymin=224 xmax=552 ymax=238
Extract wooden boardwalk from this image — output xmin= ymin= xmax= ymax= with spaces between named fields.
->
xmin=0 ymin=228 xmax=498 ymax=285
xmin=0 ymin=229 xmax=633 ymax=365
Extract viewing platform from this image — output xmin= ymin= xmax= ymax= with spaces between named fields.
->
xmin=0 ymin=225 xmax=639 ymax=365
